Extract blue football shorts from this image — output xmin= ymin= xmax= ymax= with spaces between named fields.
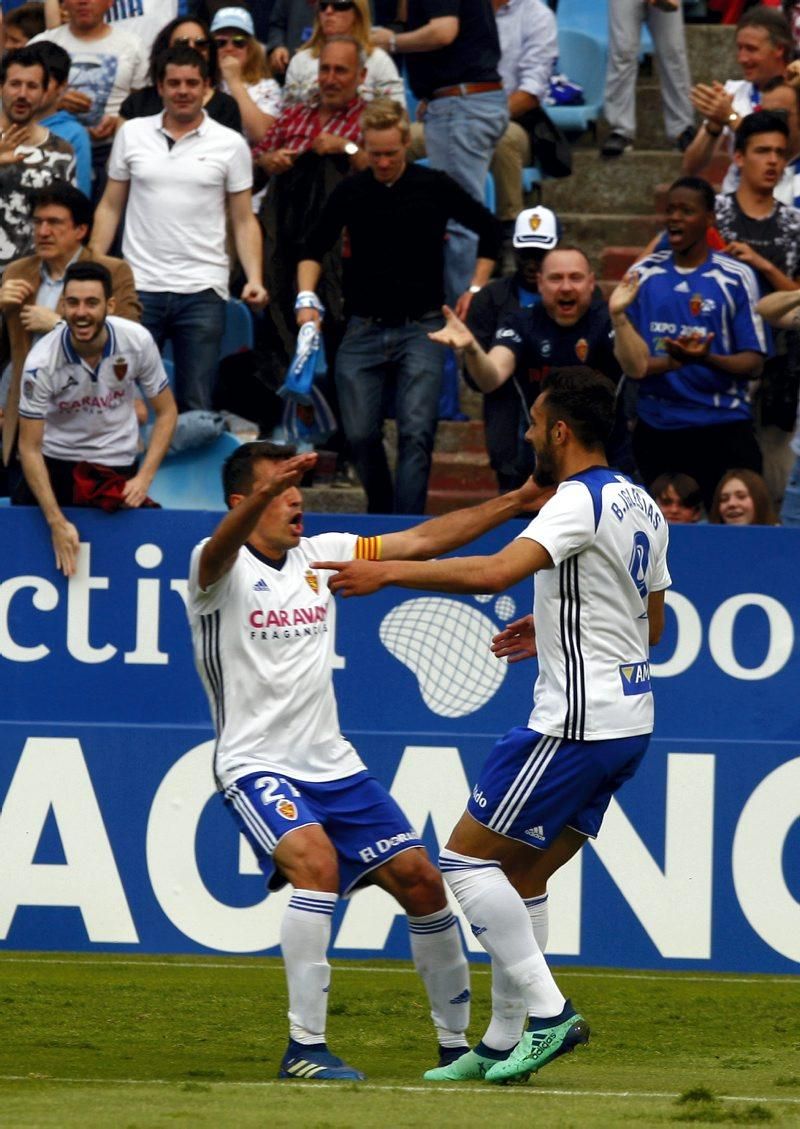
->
xmin=223 ymin=769 xmax=422 ymax=896
xmin=466 ymin=726 xmax=650 ymax=849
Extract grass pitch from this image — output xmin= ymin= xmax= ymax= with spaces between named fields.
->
xmin=1 ymin=952 xmax=798 ymax=1128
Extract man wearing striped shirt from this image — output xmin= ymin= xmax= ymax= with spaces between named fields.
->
xmin=186 ymin=439 xmax=543 ymax=1082
xmin=315 ymin=366 xmax=671 ymax=1084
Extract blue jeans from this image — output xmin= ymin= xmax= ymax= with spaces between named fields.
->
xmin=139 ymin=289 xmax=226 ymax=412
xmin=424 ymin=90 xmax=509 ymax=303
xmin=334 ymin=315 xmax=445 ymax=515
xmin=780 ymin=454 xmax=800 ymax=525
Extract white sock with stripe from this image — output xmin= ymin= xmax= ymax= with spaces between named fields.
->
xmin=281 ymin=889 xmax=337 ymax=1045
xmin=407 ymin=908 xmax=470 ymax=1048
xmin=440 ymin=850 xmax=565 ymax=1020
xmin=525 ymin=893 xmax=549 ymax=952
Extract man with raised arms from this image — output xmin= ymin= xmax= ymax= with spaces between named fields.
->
xmin=315 ymin=366 xmax=670 ymax=1084
xmin=186 ymin=440 xmax=542 ymax=1081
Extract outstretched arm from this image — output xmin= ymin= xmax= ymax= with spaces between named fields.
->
xmin=610 ymin=274 xmax=650 ymax=379
xmin=755 ymin=288 xmax=800 ymax=328
xmin=379 ymin=477 xmax=550 ymax=561
xmin=199 ymin=453 xmax=317 ymax=589
xmin=429 ymin=305 xmax=516 ymax=392
xmin=314 ymin=536 xmax=553 ymax=598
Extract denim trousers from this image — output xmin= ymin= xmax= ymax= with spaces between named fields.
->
xmin=335 ymin=315 xmax=445 ymax=515
xmin=139 ymin=289 xmax=226 ymax=412
xmin=424 ymin=89 xmax=509 ymax=302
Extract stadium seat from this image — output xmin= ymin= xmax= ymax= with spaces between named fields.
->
xmin=148 ymin=430 xmax=242 ymax=510
xmin=547 ymin=29 xmax=607 ymax=135
xmin=219 ymin=297 xmax=254 ymax=360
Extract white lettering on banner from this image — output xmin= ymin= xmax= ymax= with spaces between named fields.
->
xmin=708 ymin=595 xmax=794 ymax=681
xmin=590 ymin=753 xmax=715 ymax=958
xmin=146 ymin=742 xmax=290 ymax=951
xmin=0 ymin=738 xmax=137 ymax=942
xmin=733 ymin=757 xmax=800 ymax=962
xmin=649 ymin=591 xmax=702 ymax=677
xmin=67 ymin=543 xmax=115 ymax=663
xmin=0 ymin=575 xmax=58 ymax=661
xmin=124 ymin=544 xmax=168 ymax=665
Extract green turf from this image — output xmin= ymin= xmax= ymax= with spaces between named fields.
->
xmin=1 ymin=952 xmax=798 ymax=1128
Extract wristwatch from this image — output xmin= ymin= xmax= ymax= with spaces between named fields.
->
xmin=468 ymin=285 xmax=482 ymax=294
xmin=344 ymin=141 xmax=359 ymax=157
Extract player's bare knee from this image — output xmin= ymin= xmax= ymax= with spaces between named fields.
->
xmin=392 ymin=854 xmax=447 ymax=915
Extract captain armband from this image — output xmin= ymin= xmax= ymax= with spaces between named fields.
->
xmin=354 ymin=536 xmax=382 ymax=561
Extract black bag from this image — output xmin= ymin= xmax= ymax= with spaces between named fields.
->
xmin=517 ymin=105 xmax=573 ymax=179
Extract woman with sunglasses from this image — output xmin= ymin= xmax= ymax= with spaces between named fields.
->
xmin=283 ymin=0 xmax=404 ymax=108
xmin=210 ymin=8 xmax=283 ymax=143
xmin=119 ymin=15 xmax=243 ymax=132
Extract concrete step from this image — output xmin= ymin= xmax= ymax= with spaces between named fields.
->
xmin=425 ymin=487 xmax=497 ymax=515
xmin=685 ymin=23 xmax=736 ymax=87
xmin=541 ymin=149 xmax=684 ymax=215
xmin=428 ymin=450 xmax=496 ymax=493
xmin=303 ymin=483 xmax=366 ymax=513
xmin=600 ymin=245 xmax=646 ymax=281
xmin=557 ymin=213 xmax=662 ymax=264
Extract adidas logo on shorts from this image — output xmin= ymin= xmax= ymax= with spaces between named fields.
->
xmin=524 ymin=825 xmax=546 ymax=841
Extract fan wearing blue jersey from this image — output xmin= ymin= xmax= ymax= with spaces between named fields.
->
xmin=187 ymin=440 xmax=545 ymax=1082
xmin=611 ymin=176 xmax=767 ymax=508
xmin=315 ymin=366 xmax=671 ymax=1085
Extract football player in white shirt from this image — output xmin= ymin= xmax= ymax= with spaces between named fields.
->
xmin=318 ymin=366 xmax=671 ymax=1084
xmin=187 ymin=439 xmax=545 ymax=1082
xmin=17 ymin=260 xmax=177 ymax=577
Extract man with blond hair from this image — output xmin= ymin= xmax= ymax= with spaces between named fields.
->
xmin=297 ymin=98 xmax=501 ymax=514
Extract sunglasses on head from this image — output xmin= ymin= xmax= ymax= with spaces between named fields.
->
xmin=173 ymin=36 xmax=211 ymax=48
xmin=319 ymin=1 xmax=356 ymax=11
xmin=213 ymin=34 xmax=250 ymax=47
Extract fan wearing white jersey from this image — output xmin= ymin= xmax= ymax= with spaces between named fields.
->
xmin=318 ymin=366 xmax=671 ymax=1085
xmin=186 ymin=439 xmax=545 ymax=1083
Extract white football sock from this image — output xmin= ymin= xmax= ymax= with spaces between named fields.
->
xmin=407 ymin=908 xmax=470 ymax=1047
xmin=280 ymin=889 xmax=337 ymax=1044
xmin=440 ymin=850 xmax=565 ymax=1020
xmin=524 ymin=893 xmax=549 ymax=952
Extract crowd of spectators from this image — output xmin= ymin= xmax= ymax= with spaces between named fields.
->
xmin=0 ymin=0 xmax=797 ymax=539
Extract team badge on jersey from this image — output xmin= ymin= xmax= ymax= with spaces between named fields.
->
xmin=689 ymin=293 xmax=703 ymax=317
xmin=575 ymin=337 xmax=588 ymax=363
xmin=113 ymin=356 xmax=128 ymax=380
xmin=304 ymin=569 xmax=319 ymax=593
xmin=23 ymin=379 xmax=34 ymax=400
xmin=277 ymin=799 xmax=298 ymax=820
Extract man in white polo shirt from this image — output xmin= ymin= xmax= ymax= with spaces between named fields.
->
xmin=90 ymin=44 xmax=268 ymax=412
xmin=15 ymin=260 xmax=178 ymax=577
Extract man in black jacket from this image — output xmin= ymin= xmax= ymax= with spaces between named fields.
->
xmin=297 ymin=98 xmax=501 ymax=514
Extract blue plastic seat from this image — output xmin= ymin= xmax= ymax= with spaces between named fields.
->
xmin=148 ymin=431 xmax=242 ymax=511
xmin=218 ymin=297 xmax=254 ymax=360
xmin=547 ymin=29 xmax=608 ymax=134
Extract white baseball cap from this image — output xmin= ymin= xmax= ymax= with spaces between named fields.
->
xmin=210 ymin=7 xmax=255 ymax=36
xmin=512 ymin=206 xmax=560 ymax=250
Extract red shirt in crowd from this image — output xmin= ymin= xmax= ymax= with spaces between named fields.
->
xmin=252 ymin=97 xmax=366 ymax=157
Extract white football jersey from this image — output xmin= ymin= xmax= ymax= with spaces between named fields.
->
xmin=18 ymin=316 xmax=168 ymax=464
xmin=518 ymin=467 xmax=671 ymax=740
xmin=187 ymin=532 xmax=382 ymax=788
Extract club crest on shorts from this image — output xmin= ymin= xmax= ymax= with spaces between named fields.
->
xmin=112 ymin=355 xmax=128 ymax=381
xmin=277 ymin=798 xmax=298 ymax=820
xmin=689 ymin=293 xmax=703 ymax=317
xmin=304 ymin=569 xmax=319 ymax=593
xmin=575 ymin=337 xmax=589 ymax=363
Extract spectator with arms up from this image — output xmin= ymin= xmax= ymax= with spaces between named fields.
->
xmin=14 ymin=261 xmax=177 ymax=577
xmin=91 ymin=46 xmax=267 ymax=414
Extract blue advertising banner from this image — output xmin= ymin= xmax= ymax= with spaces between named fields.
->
xmin=1 ymin=508 xmax=798 ymax=972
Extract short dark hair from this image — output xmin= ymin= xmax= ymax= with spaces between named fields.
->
xmin=29 ymin=40 xmax=72 ymax=87
xmin=4 ymin=2 xmax=46 ymax=41
xmin=150 ymin=15 xmax=220 ymax=86
xmin=650 ymin=472 xmax=703 ymax=512
xmin=154 ymin=45 xmax=210 ymax=85
xmin=222 ymin=440 xmax=298 ymax=505
xmin=668 ymin=175 xmax=716 ymax=213
xmin=734 ymin=109 xmax=790 ymax=152
xmin=0 ymin=45 xmax=49 ymax=86
xmin=737 ymin=7 xmax=793 ymax=64
xmin=539 ymin=244 xmax=592 ymax=274
xmin=31 ymin=182 xmax=94 ymax=236
xmin=540 ymin=366 xmax=616 ymax=449
xmin=63 ymin=261 xmax=113 ymax=300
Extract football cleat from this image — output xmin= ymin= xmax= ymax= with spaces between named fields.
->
xmin=424 ymin=1048 xmax=506 ymax=1082
xmin=484 ymin=1007 xmax=589 ymax=1084
xmin=278 ymin=1040 xmax=366 ymax=1081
